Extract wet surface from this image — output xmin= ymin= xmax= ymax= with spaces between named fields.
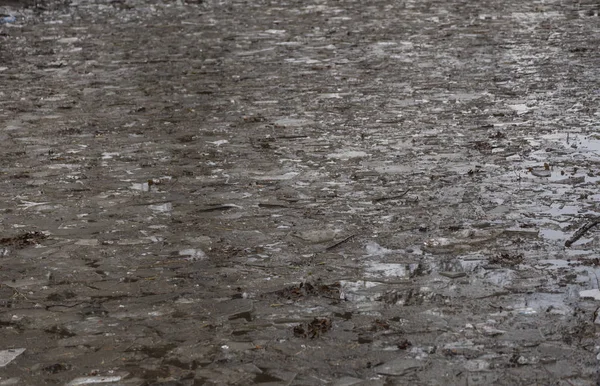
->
xmin=1 ymin=0 xmax=600 ymax=384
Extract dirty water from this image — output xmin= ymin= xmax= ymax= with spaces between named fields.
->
xmin=1 ymin=0 xmax=600 ymax=384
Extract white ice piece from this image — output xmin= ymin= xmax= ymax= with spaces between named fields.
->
xmin=66 ymin=376 xmax=123 ymax=386
xmin=364 ymin=241 xmax=394 ymax=256
xmin=179 ymin=249 xmax=208 ymax=261
xmin=365 ymin=262 xmax=409 ymax=278
xmin=0 ymin=348 xmax=25 ymax=368
xmin=579 ymin=289 xmax=600 ymax=301
xmin=57 ymin=37 xmax=79 ymax=44
xmin=508 ymin=103 xmax=533 ymax=115
xmin=131 ymin=182 xmax=150 ymax=191
xmin=149 ymin=202 xmax=172 ymax=213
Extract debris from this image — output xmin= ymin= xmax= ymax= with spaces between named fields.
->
xmin=565 ymin=219 xmax=600 ymax=247
xmin=397 ymin=339 xmax=412 ymax=350
xmin=489 ymin=252 xmax=524 ymax=267
xmin=578 ymin=257 xmax=600 ymax=267
xmin=371 ymin=319 xmax=390 ymax=331
xmin=293 ymin=318 xmax=332 ymax=339
xmin=0 ymin=231 xmax=47 ymax=249
xmin=0 ymin=348 xmax=25 ymax=368
xmin=472 ymin=141 xmax=493 ymax=152
xmin=42 ymin=363 xmax=71 ymax=374
xmin=270 ymin=281 xmax=341 ymax=301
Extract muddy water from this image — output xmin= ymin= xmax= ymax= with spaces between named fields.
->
xmin=1 ymin=0 xmax=600 ymax=384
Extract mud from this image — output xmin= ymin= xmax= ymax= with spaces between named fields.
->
xmin=1 ymin=0 xmax=600 ymax=384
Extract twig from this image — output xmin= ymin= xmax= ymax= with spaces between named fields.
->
xmin=372 ymin=189 xmax=410 ymax=203
xmin=565 ymin=219 xmax=600 ymax=247
xmin=276 ymin=135 xmax=309 ymax=140
xmin=325 ymin=234 xmax=355 ymax=251
xmin=258 ymin=203 xmax=290 ymax=209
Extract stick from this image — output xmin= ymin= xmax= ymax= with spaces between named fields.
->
xmin=565 ymin=220 xmax=600 ymax=247
xmin=325 ymin=234 xmax=356 ymax=251
xmin=372 ymin=189 xmax=410 ymax=203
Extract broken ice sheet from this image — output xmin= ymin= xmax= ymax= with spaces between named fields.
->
xmin=294 ymin=228 xmax=342 ymax=243
xmin=179 ymin=248 xmax=207 ymax=261
xmin=339 ymin=280 xmax=384 ymax=303
xmin=208 ymin=139 xmax=229 ymax=146
xmin=475 ymin=323 xmax=506 ymax=336
xmin=365 ymin=262 xmax=419 ymax=278
xmin=374 ymin=357 xmax=424 ymax=376
xmin=364 ymin=241 xmax=395 ymax=256
xmin=66 ymin=375 xmax=123 ymax=386
xmin=101 ymin=152 xmax=119 ymax=160
xmin=464 ymin=359 xmax=491 ymax=372
xmin=149 ymin=202 xmax=172 ymax=213
xmin=579 ymin=289 xmax=600 ymax=301
xmin=131 ymin=182 xmax=150 ymax=191
xmin=508 ymin=103 xmax=534 ymax=115
xmin=0 ymin=348 xmax=25 ymax=368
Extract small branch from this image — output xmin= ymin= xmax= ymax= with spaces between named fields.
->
xmin=565 ymin=220 xmax=600 ymax=247
xmin=325 ymin=234 xmax=356 ymax=251
xmin=372 ymin=189 xmax=410 ymax=203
